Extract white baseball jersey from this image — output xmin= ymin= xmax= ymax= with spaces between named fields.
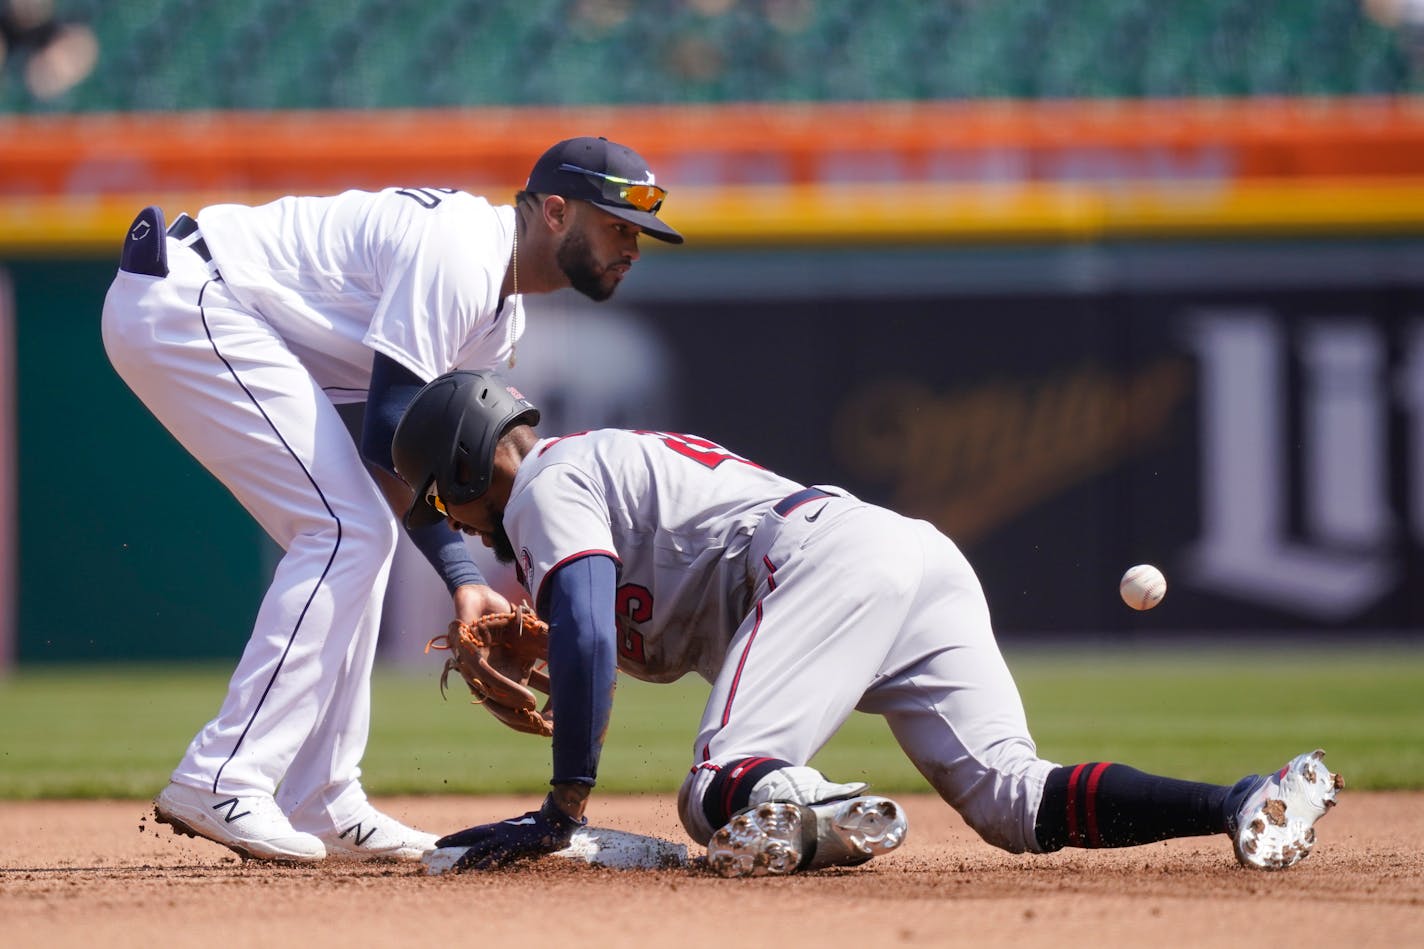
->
xmin=198 ymin=188 xmax=523 ymax=400
xmin=506 ymin=429 xmax=805 ymax=683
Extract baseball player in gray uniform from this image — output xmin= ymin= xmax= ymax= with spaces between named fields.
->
xmin=391 ymin=370 xmax=1342 ymax=876
xmin=100 ymin=137 xmax=682 ymax=862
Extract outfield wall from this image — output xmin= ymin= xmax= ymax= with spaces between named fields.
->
xmin=5 ymin=238 xmax=1422 ymax=664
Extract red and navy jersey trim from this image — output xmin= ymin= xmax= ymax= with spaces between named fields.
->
xmin=535 ymin=548 xmax=620 ymax=615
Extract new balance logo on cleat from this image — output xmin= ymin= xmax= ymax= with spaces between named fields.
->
xmin=211 ymin=797 xmax=252 ymax=823
xmin=318 ymin=808 xmax=439 ymax=861
xmin=339 ymin=823 xmax=378 ymax=846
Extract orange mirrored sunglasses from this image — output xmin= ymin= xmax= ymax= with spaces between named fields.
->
xmin=559 ymin=162 xmax=667 ymax=213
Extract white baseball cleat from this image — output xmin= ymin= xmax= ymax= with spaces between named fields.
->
xmin=153 ymin=781 xmax=326 ymax=862
xmin=1230 ymin=749 xmax=1342 ymax=870
xmin=706 ymin=795 xmax=908 ymax=878
xmin=312 ymin=807 xmax=440 ymax=862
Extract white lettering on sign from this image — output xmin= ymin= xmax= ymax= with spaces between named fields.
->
xmin=1181 ymin=310 xmax=1412 ymax=620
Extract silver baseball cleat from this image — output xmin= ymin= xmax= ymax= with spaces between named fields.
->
xmin=1231 ymin=748 xmax=1342 ymax=870
xmin=706 ymin=795 xmax=908 ymax=878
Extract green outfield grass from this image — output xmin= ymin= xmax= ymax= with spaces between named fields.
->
xmin=0 ymin=644 xmax=1419 ymax=799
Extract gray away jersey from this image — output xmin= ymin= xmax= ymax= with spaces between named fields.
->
xmin=504 ymin=429 xmax=806 ymax=683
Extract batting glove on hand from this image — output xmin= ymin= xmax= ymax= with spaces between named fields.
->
xmin=436 ymin=793 xmax=586 ymax=870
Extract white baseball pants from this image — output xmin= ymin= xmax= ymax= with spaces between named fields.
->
xmin=101 ymin=240 xmax=398 ymax=833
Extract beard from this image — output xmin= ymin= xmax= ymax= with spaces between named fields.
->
xmin=557 ymin=228 xmax=618 ymax=302
xmin=489 ymin=517 xmax=517 ymax=565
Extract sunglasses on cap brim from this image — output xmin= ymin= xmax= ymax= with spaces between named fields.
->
xmin=559 ymin=162 xmax=668 ymax=213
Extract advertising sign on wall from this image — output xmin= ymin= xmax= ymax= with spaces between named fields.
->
xmin=619 ymin=243 xmax=1424 ymax=638
xmin=10 ymin=241 xmax=1423 ymax=661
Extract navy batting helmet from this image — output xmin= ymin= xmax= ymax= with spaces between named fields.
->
xmin=392 ymin=370 xmax=541 ymax=528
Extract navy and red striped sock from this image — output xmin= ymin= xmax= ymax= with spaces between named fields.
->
xmin=701 ymin=757 xmax=793 ymax=832
xmin=1034 ymin=763 xmax=1231 ymax=851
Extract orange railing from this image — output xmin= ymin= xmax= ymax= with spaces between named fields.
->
xmin=4 ymin=98 xmax=1424 ymax=250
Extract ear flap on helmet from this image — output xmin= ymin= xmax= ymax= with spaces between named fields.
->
xmin=393 ymin=370 xmax=540 ymax=528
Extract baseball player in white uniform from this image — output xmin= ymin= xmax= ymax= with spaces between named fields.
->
xmin=391 ymin=370 xmax=1342 ymax=876
xmin=100 ymin=137 xmax=682 ymax=863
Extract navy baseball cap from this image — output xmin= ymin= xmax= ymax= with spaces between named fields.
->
xmin=525 ymin=136 xmax=684 ymax=244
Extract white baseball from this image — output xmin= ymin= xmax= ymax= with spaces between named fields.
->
xmin=1119 ymin=564 xmax=1167 ymax=611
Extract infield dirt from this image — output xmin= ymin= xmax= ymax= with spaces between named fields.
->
xmin=2 ymin=792 xmax=1420 ymax=948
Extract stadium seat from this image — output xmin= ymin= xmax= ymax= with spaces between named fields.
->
xmin=2 ymin=0 xmax=1419 ymax=112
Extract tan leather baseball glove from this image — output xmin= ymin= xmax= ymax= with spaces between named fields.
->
xmin=425 ymin=606 xmax=554 ymax=737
